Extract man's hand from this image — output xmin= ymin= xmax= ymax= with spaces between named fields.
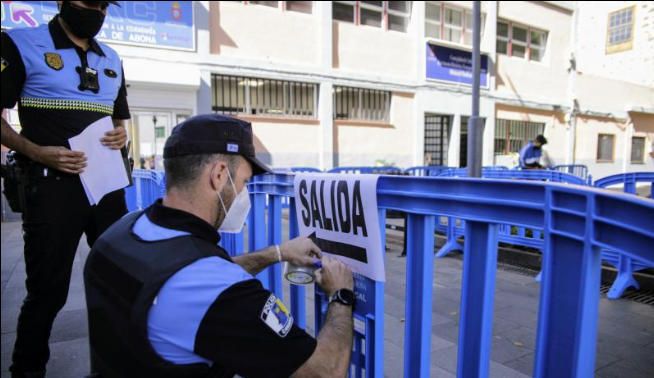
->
xmin=280 ymin=237 xmax=322 ymax=267
xmin=101 ymin=125 xmax=127 ymax=150
xmin=315 ymin=256 xmax=353 ymax=297
xmin=33 ymin=146 xmax=86 ymax=174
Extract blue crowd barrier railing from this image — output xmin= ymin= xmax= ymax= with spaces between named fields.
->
xmin=404 ymin=165 xmax=452 ymax=177
xmin=552 ymin=164 xmax=591 ymax=183
xmin=234 ymin=172 xmax=653 ymax=378
xmin=594 ymin=171 xmax=654 ymax=299
xmin=328 ymin=166 xmax=403 ymax=175
xmin=124 ymin=169 xmax=165 ymax=211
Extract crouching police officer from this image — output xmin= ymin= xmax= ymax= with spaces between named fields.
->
xmin=84 ymin=114 xmax=356 ymax=378
xmin=1 ymin=1 xmax=128 ymax=377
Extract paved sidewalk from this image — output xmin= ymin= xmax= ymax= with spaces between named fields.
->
xmin=2 ymin=220 xmax=653 ymax=377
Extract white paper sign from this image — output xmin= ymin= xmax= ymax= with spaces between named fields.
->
xmin=293 ymin=173 xmax=385 ymax=282
xmin=69 ymin=116 xmax=130 ymax=205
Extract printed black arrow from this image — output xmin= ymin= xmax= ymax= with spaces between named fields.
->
xmin=308 ymin=232 xmax=368 ymax=263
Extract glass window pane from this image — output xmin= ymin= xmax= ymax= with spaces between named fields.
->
xmin=530 ymin=30 xmax=546 ymax=47
xmin=497 ymin=21 xmax=509 ymax=37
xmin=631 ymin=137 xmax=645 ymax=163
xmin=529 ymin=48 xmax=543 ymax=61
xmin=426 ymin=22 xmax=441 ymax=39
xmin=464 ymin=11 xmax=472 ymax=29
xmin=361 ymin=1 xmax=382 ymax=7
xmin=497 ymin=40 xmax=508 ymax=54
xmin=388 ymin=1 xmax=409 ymax=12
xmin=361 ymin=8 xmax=382 ymax=27
xmin=426 ymin=3 xmax=441 ymax=21
xmin=251 ymin=1 xmax=278 ymax=7
xmin=597 ymin=134 xmax=614 ymax=160
xmin=464 ymin=30 xmax=472 ymax=45
xmin=333 ymin=3 xmax=354 ymax=22
xmin=445 ymin=8 xmax=462 ymax=26
xmin=512 ymin=44 xmax=526 ymax=58
xmin=512 ymin=26 xmax=527 ymax=42
xmin=445 ymin=27 xmax=462 ymax=43
xmin=389 ymin=14 xmax=408 ymax=32
xmin=286 ymin=1 xmax=312 ymax=14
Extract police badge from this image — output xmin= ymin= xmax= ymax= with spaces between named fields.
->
xmin=44 ymin=53 xmax=63 ymax=70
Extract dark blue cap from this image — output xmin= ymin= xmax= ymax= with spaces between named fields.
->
xmin=163 ymin=114 xmax=271 ymax=175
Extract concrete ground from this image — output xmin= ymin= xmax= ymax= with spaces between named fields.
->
xmin=2 ymin=220 xmax=653 ymax=378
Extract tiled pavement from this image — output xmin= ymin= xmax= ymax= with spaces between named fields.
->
xmin=2 ymin=220 xmax=653 ymax=377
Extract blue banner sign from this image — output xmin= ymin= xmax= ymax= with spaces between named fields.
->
xmin=1 ymin=1 xmax=195 ymax=51
xmin=426 ymin=42 xmax=489 ymax=88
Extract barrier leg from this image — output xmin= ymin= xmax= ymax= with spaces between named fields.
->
xmin=535 ymin=192 xmax=600 ymax=377
xmin=249 ymin=193 xmax=271 ymax=290
xmin=403 ymin=214 xmax=435 ymax=378
xmin=435 ymin=216 xmax=463 ymax=258
xmin=288 ymin=198 xmax=306 ymax=329
xmin=457 ymin=222 xmax=498 ymax=378
xmin=266 ymin=195 xmax=283 ymax=298
xmin=607 ymin=255 xmax=639 ymax=299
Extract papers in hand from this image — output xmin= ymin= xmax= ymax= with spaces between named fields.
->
xmin=68 ymin=116 xmax=130 ymax=205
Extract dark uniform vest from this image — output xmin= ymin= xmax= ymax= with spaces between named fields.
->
xmin=84 ymin=211 xmax=231 ymax=378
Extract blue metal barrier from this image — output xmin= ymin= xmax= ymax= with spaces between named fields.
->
xmin=404 ymin=165 xmax=451 ymax=177
xmin=237 ymin=172 xmax=654 ymax=377
xmin=328 ymin=166 xmax=403 ymax=174
xmin=594 ymin=171 xmax=654 ymax=299
xmin=552 ymin=164 xmax=590 ymax=182
xmin=124 ymin=169 xmax=165 ymax=211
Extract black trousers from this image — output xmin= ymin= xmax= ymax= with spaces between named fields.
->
xmin=10 ymin=170 xmax=127 ymax=375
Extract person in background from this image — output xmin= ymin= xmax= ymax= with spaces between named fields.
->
xmin=519 ymin=135 xmax=551 ymax=169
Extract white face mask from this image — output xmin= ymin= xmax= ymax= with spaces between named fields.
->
xmin=217 ymin=169 xmax=250 ymax=234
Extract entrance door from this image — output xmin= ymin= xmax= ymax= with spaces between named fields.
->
xmin=133 ymin=112 xmax=172 ymax=171
xmin=424 ymin=114 xmax=450 ymax=166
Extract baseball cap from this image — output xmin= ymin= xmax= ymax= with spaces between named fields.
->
xmin=163 ymin=114 xmax=271 ymax=175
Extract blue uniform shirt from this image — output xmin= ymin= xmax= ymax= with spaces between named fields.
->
xmin=519 ymin=142 xmax=543 ymax=168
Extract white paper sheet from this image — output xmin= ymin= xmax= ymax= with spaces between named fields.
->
xmin=69 ymin=116 xmax=129 ymax=205
xmin=293 ymin=173 xmax=385 ymax=282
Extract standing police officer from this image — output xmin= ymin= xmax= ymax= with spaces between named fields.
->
xmin=1 ymin=2 xmax=129 ymax=377
xmin=84 ymin=114 xmax=356 ymax=377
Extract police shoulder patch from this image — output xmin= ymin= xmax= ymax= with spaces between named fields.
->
xmin=44 ymin=53 xmax=63 ymax=70
xmin=260 ymin=294 xmax=293 ymax=338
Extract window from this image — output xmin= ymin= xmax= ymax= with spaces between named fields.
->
xmin=494 ymin=119 xmax=545 ymax=155
xmin=631 ymin=136 xmax=645 ymax=163
xmin=425 ymin=2 xmax=485 ymax=46
xmin=497 ymin=21 xmax=548 ymax=62
xmin=333 ymin=86 xmax=390 ymax=122
xmin=607 ymin=6 xmax=634 ymax=53
xmin=247 ymin=2 xmax=313 ymax=13
xmin=155 ymin=126 xmax=166 ymax=139
xmin=211 ymin=75 xmax=318 ymax=118
xmin=333 ymin=1 xmax=411 ymax=32
xmin=250 ymin=1 xmax=279 ymax=7
xmin=424 ymin=114 xmax=450 ymax=166
xmin=285 ymin=1 xmax=312 ymax=13
xmin=597 ymin=134 xmax=615 ymax=162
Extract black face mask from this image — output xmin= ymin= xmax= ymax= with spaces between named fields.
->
xmin=59 ymin=2 xmax=106 ymax=39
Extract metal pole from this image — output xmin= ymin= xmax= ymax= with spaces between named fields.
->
xmin=467 ymin=1 xmax=483 ymax=178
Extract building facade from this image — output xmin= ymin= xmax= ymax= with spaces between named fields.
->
xmin=2 ymin=1 xmax=653 ymax=177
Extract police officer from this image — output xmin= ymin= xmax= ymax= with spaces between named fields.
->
xmin=84 ymin=114 xmax=356 ymax=378
xmin=1 ymin=2 xmax=129 ymax=377
xmin=519 ymin=134 xmax=549 ymax=169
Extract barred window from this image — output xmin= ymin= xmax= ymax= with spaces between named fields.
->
xmin=631 ymin=137 xmax=645 ymax=163
xmin=333 ymin=86 xmax=390 ymax=122
xmin=597 ymin=134 xmax=615 ymax=162
xmin=494 ymin=119 xmax=545 ymax=155
xmin=211 ymin=75 xmax=318 ymax=118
